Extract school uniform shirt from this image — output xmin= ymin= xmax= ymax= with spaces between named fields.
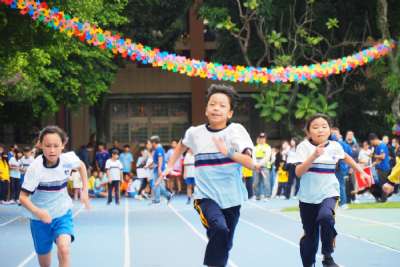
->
xmin=183 ymin=153 xmax=195 ymax=179
xmin=21 ymin=152 xmax=81 ymax=220
xmin=182 ymin=122 xmax=254 ymax=209
xmin=9 ymin=157 xmax=21 ymax=179
xmin=20 ymin=156 xmax=34 ymax=174
xmin=105 ymin=159 xmax=123 ymax=181
xmin=119 ymin=152 xmax=134 ymax=173
xmin=294 ymin=139 xmax=345 ymax=204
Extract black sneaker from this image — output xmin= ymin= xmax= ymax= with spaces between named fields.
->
xmin=167 ymin=192 xmax=175 ymax=204
xmin=322 ymin=256 xmax=339 ymax=267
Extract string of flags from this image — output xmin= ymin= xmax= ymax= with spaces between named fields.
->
xmin=1 ymin=0 xmax=396 ymax=84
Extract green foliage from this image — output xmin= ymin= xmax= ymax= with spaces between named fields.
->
xmin=0 ymin=0 xmax=129 ymax=116
xmin=267 ymin=30 xmax=287 ymax=49
xmin=121 ymin=0 xmax=191 ymax=49
xmin=252 ymin=84 xmax=290 ymax=122
xmin=295 ymin=79 xmax=337 ymax=119
xmin=326 ymin=17 xmax=339 ymax=30
xmin=243 ymin=0 xmax=260 ymax=10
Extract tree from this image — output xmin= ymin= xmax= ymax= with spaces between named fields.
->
xmin=0 ymin=0 xmax=129 ymax=116
xmin=375 ymin=0 xmax=400 ymax=123
xmin=200 ymin=0 xmax=396 ymax=136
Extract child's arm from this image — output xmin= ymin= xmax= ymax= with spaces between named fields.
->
xmin=164 ymin=141 xmax=188 ymax=175
xmin=212 ymin=137 xmax=255 ymax=170
xmin=343 ymin=153 xmax=371 ymax=180
xmin=295 ymin=143 xmax=325 ymax=177
xmin=77 ymin=161 xmax=90 ymax=209
xmin=19 ymin=191 xmax=52 ymax=223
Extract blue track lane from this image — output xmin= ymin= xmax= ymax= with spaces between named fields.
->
xmin=1 ymin=196 xmax=400 ymax=267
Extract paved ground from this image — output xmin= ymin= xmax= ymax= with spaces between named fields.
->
xmin=1 ymin=195 xmax=400 ymax=267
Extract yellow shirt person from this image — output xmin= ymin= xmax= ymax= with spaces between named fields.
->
xmin=0 ymin=159 xmax=10 ymax=181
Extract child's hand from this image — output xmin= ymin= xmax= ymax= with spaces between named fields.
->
xmin=313 ymin=143 xmax=325 ymax=158
xmin=212 ymin=137 xmax=228 ymax=156
xmin=382 ymin=182 xmax=395 ymax=196
xmin=360 ymin=170 xmax=371 ymax=183
xmin=36 ymin=209 xmax=52 ymax=224
xmin=80 ymin=190 xmax=91 ymax=210
xmin=162 ymin=167 xmax=171 ymax=178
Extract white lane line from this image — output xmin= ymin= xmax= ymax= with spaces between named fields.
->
xmin=240 ymin=218 xmax=323 ymax=260
xmin=124 ymin=198 xmax=131 ymax=267
xmin=168 ymin=204 xmax=239 ymax=267
xmin=16 ymin=206 xmax=85 ymax=267
xmin=337 ymin=213 xmax=400 ymax=230
xmin=0 ymin=216 xmax=22 ymax=227
xmin=247 ymin=201 xmax=400 ymax=254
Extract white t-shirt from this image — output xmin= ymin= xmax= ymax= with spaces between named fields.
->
xmin=358 ymin=148 xmax=372 ymax=166
xmin=184 ymin=152 xmax=195 ymax=178
xmin=21 ymin=152 xmax=81 ymax=219
xmin=9 ymin=157 xmax=21 ymax=179
xmin=105 ymin=159 xmax=123 ymax=181
xmin=20 ymin=156 xmax=34 ymax=174
xmin=182 ymin=122 xmax=254 ymax=209
xmin=294 ymin=140 xmax=345 ymax=204
xmin=71 ymin=171 xmax=82 ymax=189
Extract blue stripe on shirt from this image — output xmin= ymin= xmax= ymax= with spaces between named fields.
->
xmin=37 ymin=181 xmax=68 ymax=191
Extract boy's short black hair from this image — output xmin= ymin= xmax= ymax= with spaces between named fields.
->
xmin=206 ymin=84 xmax=240 ymax=111
xmin=23 ymin=146 xmax=31 ymax=152
xmin=123 ymin=144 xmax=130 ymax=148
xmin=368 ymin=133 xmax=379 ymax=141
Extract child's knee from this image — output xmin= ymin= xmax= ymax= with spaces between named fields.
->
xmin=57 ymin=242 xmax=70 ymax=259
xmin=317 ymin=212 xmax=334 ymax=226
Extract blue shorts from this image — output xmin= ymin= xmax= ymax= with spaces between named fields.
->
xmin=185 ymin=177 xmax=195 ymax=185
xmin=30 ymin=210 xmax=74 ymax=255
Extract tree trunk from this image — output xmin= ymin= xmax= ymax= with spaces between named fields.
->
xmin=377 ymin=0 xmax=400 ymax=122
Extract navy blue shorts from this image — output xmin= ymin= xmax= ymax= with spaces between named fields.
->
xmin=30 ymin=210 xmax=74 ymax=255
xmin=185 ymin=177 xmax=195 ymax=185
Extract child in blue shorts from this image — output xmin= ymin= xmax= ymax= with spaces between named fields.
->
xmin=19 ymin=126 xmax=90 ymax=267
xmin=165 ymin=84 xmax=257 ymax=267
xmin=183 ymin=149 xmax=196 ymax=204
xmin=294 ymin=114 xmax=370 ymax=267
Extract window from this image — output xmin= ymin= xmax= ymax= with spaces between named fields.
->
xmin=111 ymin=122 xmax=129 ymax=143
xmin=110 ymin=103 xmax=128 ymax=117
xmin=109 ymin=99 xmax=190 ymax=144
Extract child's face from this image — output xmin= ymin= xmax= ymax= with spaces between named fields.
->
xmin=23 ymin=151 xmax=31 ymax=157
xmin=362 ymin=141 xmax=369 ymax=150
xmin=205 ymin=93 xmax=233 ymax=126
xmin=17 ymin=152 xmax=23 ymax=158
xmin=40 ymin=133 xmax=65 ymax=163
xmin=112 ymin=153 xmax=119 ymax=159
xmin=124 ymin=147 xmax=130 ymax=153
xmin=307 ymin=118 xmax=331 ymax=145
